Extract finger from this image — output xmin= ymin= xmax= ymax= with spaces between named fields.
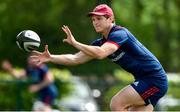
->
xmin=31 ymin=50 xmax=42 ymax=56
xmin=63 ymin=25 xmax=70 ymax=33
xmin=62 ymin=25 xmax=65 ymax=30
xmin=62 ymin=27 xmax=68 ymax=35
xmin=30 ymin=57 xmax=41 ymax=65
xmin=64 ymin=26 xmax=69 ymax=32
xmin=37 ymin=61 xmax=42 ymax=66
xmin=62 ymin=27 xmax=67 ymax=34
xmin=45 ymin=45 xmax=48 ymax=52
xmin=62 ymin=25 xmax=67 ymax=31
xmin=29 ymin=55 xmax=40 ymax=61
xmin=30 ymin=55 xmax=39 ymax=59
xmin=66 ymin=27 xmax=73 ymax=36
xmin=66 ymin=26 xmax=71 ymax=34
xmin=29 ymin=56 xmax=40 ymax=63
xmin=63 ymin=39 xmax=68 ymax=43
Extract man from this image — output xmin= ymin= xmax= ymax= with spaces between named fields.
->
xmin=2 ymin=56 xmax=58 ymax=111
xmin=31 ymin=4 xmax=168 ymax=111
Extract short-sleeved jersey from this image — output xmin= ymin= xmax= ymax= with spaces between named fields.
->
xmin=91 ymin=25 xmax=166 ymax=79
xmin=26 ymin=64 xmax=58 ymax=98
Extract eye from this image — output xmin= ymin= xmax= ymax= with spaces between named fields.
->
xmin=92 ymin=18 xmax=95 ymax=21
xmin=96 ymin=17 xmax=101 ymax=20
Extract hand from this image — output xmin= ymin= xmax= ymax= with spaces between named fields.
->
xmin=1 ymin=60 xmax=13 ymax=72
xmin=29 ymin=85 xmax=39 ymax=93
xmin=62 ymin=25 xmax=77 ymax=45
xmin=30 ymin=45 xmax=51 ymax=65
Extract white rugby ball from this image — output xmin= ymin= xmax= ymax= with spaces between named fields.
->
xmin=16 ymin=30 xmax=41 ymax=52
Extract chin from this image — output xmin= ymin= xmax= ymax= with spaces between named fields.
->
xmin=95 ymin=29 xmax=102 ymax=33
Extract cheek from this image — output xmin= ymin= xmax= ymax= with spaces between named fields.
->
xmin=92 ymin=21 xmax=97 ymax=27
xmin=101 ymin=21 xmax=108 ymax=27
xmin=92 ymin=21 xmax=96 ymax=27
xmin=105 ymin=21 xmax=111 ymax=27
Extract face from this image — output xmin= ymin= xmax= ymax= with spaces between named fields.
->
xmin=91 ymin=15 xmax=113 ymax=33
xmin=27 ymin=56 xmax=37 ymax=67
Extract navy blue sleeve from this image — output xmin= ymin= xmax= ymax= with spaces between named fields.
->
xmin=107 ymin=30 xmax=128 ymax=46
xmin=39 ymin=65 xmax=48 ymax=77
xmin=25 ymin=68 xmax=29 ymax=76
xmin=90 ymin=38 xmax=103 ymax=46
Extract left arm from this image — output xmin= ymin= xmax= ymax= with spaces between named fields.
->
xmin=73 ymin=41 xmax=118 ymax=59
xmin=29 ymin=71 xmax=54 ymax=93
xmin=62 ymin=25 xmax=118 ymax=59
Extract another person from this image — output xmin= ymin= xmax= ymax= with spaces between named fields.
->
xmin=2 ymin=57 xmax=58 ymax=111
xmin=31 ymin=4 xmax=168 ymax=111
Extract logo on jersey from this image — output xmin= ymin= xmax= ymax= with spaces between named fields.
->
xmin=133 ymin=81 xmax=139 ymax=86
xmin=111 ymin=52 xmax=125 ymax=62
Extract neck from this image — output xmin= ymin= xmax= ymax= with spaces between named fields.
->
xmin=102 ymin=23 xmax=114 ymax=39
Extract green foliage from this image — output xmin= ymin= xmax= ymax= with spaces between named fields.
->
xmin=0 ymin=0 xmax=180 ymax=74
xmin=113 ymin=69 xmax=134 ymax=83
xmin=0 ymin=78 xmax=32 ymax=110
xmin=168 ymin=81 xmax=180 ymax=98
xmin=51 ymin=68 xmax=74 ymax=99
xmin=166 ymin=105 xmax=180 ymax=111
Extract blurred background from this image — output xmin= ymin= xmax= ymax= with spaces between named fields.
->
xmin=0 ymin=0 xmax=180 ymax=111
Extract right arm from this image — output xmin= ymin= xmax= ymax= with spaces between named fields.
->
xmin=50 ymin=51 xmax=93 ymax=65
xmin=1 ymin=60 xmax=26 ymax=79
xmin=31 ymin=45 xmax=93 ymax=65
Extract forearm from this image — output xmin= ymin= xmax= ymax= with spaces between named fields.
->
xmin=73 ymin=41 xmax=105 ymax=59
xmin=62 ymin=25 xmax=106 ymax=59
xmin=29 ymin=72 xmax=54 ymax=93
xmin=50 ymin=54 xmax=84 ymax=65
xmin=9 ymin=69 xmax=19 ymax=78
xmin=35 ymin=79 xmax=52 ymax=90
xmin=8 ymin=69 xmax=25 ymax=79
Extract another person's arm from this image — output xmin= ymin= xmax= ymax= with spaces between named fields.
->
xmin=29 ymin=71 xmax=54 ymax=93
xmin=1 ymin=60 xmax=26 ymax=79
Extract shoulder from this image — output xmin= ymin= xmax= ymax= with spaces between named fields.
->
xmin=109 ymin=27 xmax=128 ymax=38
xmin=37 ymin=64 xmax=48 ymax=72
xmin=91 ymin=37 xmax=104 ymax=46
xmin=108 ymin=27 xmax=129 ymax=41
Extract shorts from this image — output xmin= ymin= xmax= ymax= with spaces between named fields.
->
xmin=131 ymin=75 xmax=168 ymax=107
xmin=38 ymin=94 xmax=57 ymax=106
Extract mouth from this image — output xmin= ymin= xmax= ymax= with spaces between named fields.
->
xmin=95 ymin=25 xmax=100 ymax=28
xmin=95 ymin=26 xmax=101 ymax=30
